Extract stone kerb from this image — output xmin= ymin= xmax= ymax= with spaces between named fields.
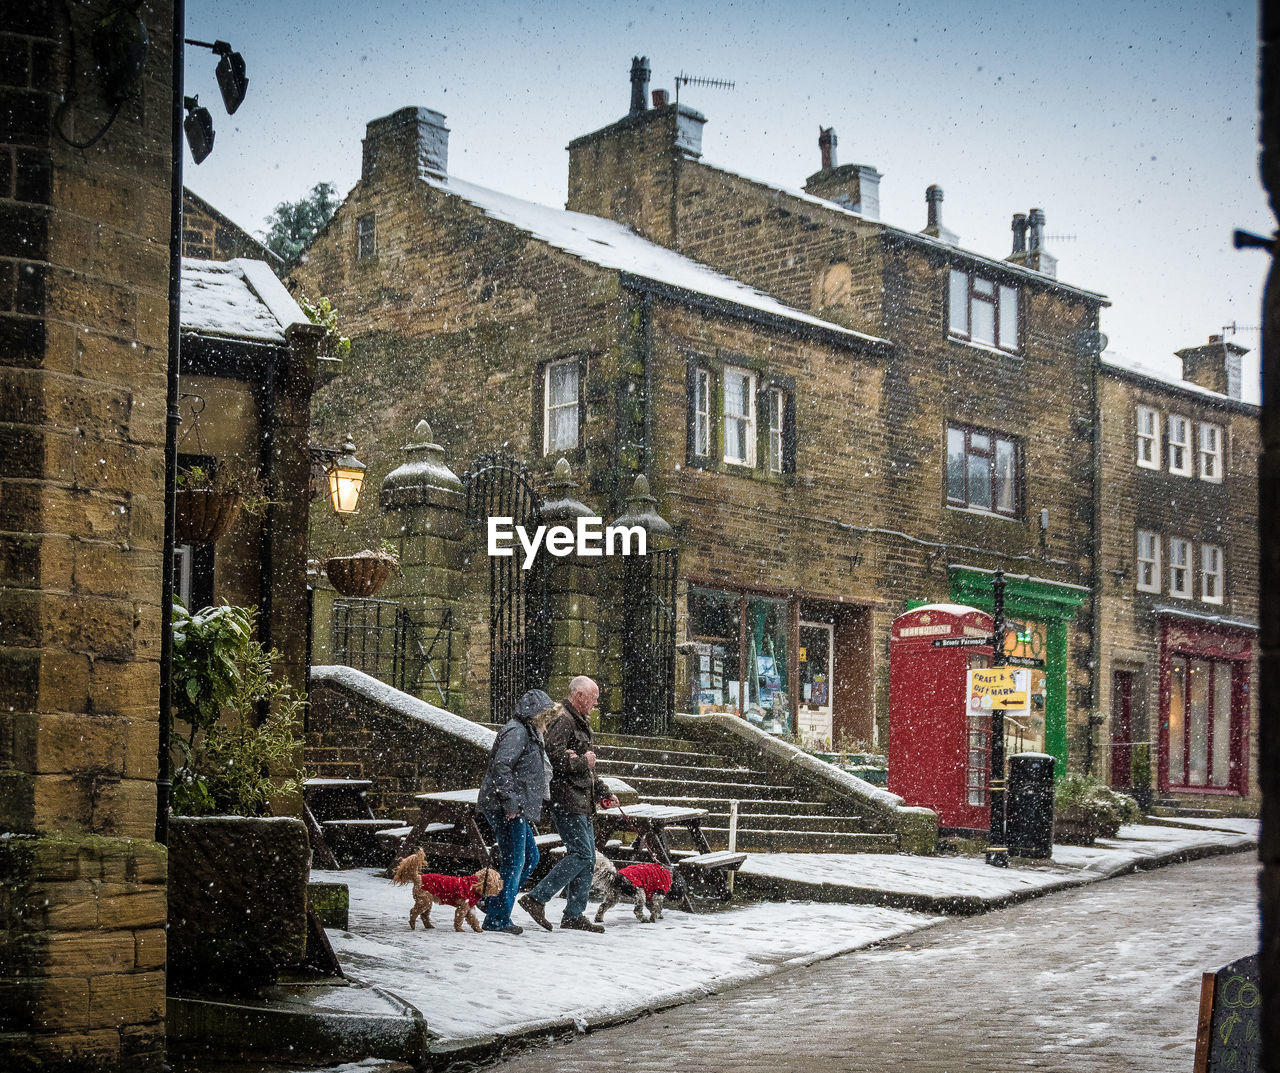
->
xmin=674 ymin=711 xmax=939 ymax=855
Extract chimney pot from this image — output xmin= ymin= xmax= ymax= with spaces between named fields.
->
xmin=629 ymin=56 xmax=651 ymax=117
xmin=1011 ymin=213 xmax=1028 ymax=255
xmin=1209 ymin=333 xmax=1222 ymax=344
xmin=652 ymin=88 xmax=669 ymax=108
xmin=925 ymin=184 xmax=943 ymax=227
xmin=818 ymin=126 xmax=837 ymax=172
xmin=1028 ymin=208 xmax=1046 ymax=251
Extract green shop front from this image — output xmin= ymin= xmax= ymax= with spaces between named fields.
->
xmin=948 ymin=566 xmax=1089 ymax=776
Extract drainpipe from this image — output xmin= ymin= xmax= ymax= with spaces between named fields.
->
xmin=640 ymin=290 xmax=654 ymax=477
xmin=156 ymin=0 xmax=186 ymax=845
xmin=256 ymin=348 xmax=279 ymax=657
xmin=1088 ymin=317 xmax=1104 ymax=758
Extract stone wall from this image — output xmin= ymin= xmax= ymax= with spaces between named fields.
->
xmin=0 ymin=2 xmax=173 ymax=1064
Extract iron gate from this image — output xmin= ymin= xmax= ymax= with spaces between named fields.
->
xmin=621 ymin=547 xmax=678 ymax=735
xmin=463 ymin=453 xmax=550 ymax=722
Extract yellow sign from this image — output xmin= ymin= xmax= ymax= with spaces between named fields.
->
xmin=967 ymin=667 xmax=1028 ymax=711
xmin=798 ymin=647 xmax=807 ymax=661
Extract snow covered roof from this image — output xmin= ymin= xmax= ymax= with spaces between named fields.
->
xmin=697 ymin=162 xmax=1110 ymax=305
xmin=181 ymin=257 xmax=312 ymax=343
xmin=1101 ymin=351 xmax=1259 ymax=411
xmin=420 ymin=173 xmax=889 ymax=348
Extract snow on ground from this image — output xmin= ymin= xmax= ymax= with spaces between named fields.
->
xmin=316 ymin=867 xmax=937 ymax=1041
xmin=1050 ymin=821 xmax=1257 ymax=874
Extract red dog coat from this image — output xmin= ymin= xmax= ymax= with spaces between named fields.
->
xmin=618 ymin=862 xmax=672 ymax=898
xmin=419 ymin=873 xmax=481 ymax=907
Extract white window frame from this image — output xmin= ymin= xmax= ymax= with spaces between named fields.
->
xmin=1167 ymin=414 xmax=1191 ymax=476
xmin=694 ymin=368 xmax=712 ymax=457
xmin=1198 ymin=422 xmax=1223 ymax=483
xmin=173 ymin=544 xmax=194 ymax=606
xmin=767 ymin=387 xmax=786 ymax=475
xmin=357 ymin=213 xmax=376 ymax=259
xmin=948 ymin=267 xmax=1021 ymax=354
xmin=1136 ymin=530 xmax=1161 ymax=593
xmin=1169 ymin=537 xmax=1192 ymax=598
xmin=1135 ymin=406 xmax=1160 ymax=469
xmin=542 ymin=357 xmax=580 ymax=457
xmin=1200 ymin=543 xmax=1224 ymax=605
xmin=722 ymin=365 xmax=757 ymax=467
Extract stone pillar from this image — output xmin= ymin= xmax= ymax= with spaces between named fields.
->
xmin=540 ymin=459 xmax=601 ymax=709
xmin=0 ymin=3 xmax=173 ymax=1068
xmin=380 ymin=420 xmax=466 ymax=712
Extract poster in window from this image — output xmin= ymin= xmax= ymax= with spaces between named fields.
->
xmin=810 ymin=673 xmax=828 ymax=707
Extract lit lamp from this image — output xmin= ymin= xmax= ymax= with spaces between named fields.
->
xmin=326 ymin=438 xmax=366 ymax=515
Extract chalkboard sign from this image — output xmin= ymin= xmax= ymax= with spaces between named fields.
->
xmin=1194 ymin=953 xmax=1261 ymax=1073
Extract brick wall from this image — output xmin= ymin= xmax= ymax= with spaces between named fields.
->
xmin=0 ymin=0 xmax=172 ymax=1068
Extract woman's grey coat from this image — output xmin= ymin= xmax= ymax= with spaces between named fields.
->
xmin=478 ymin=700 xmax=553 ymax=823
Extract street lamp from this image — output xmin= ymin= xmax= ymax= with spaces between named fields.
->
xmin=326 ymin=439 xmax=366 ymax=515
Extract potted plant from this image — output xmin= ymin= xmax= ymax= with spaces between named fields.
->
xmin=323 ymin=540 xmax=400 ymax=598
xmin=175 ymin=459 xmax=268 ymax=545
xmin=1053 ymin=772 xmax=1143 ymax=845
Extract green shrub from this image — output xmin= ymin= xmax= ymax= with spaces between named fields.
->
xmin=170 ymin=600 xmax=306 ymax=817
xmin=1054 ymin=771 xmax=1142 ymax=843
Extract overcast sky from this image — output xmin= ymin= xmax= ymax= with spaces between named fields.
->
xmin=185 ymin=0 xmax=1268 ymax=401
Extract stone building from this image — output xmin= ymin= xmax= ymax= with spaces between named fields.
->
xmin=298 ymin=67 xmax=1111 ymax=781
xmin=180 ymin=188 xmax=281 ymax=268
xmin=1097 ymin=336 xmax=1260 ymax=814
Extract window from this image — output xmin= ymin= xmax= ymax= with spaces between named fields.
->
xmin=357 ymin=213 xmax=376 ymax=259
xmin=1198 ymin=422 xmax=1223 ymax=482
xmin=1167 ymin=414 xmax=1191 ymax=476
xmin=722 ymin=365 xmax=757 ymax=467
xmin=767 ymin=387 xmax=793 ymax=475
xmin=1167 ymin=656 xmax=1238 ymax=790
xmin=1136 ymin=406 xmax=1160 ymax=469
xmin=945 ymin=424 xmax=1021 ymax=517
xmin=948 ymin=268 xmax=1020 ymax=353
xmin=1136 ymin=530 xmax=1161 ymax=593
xmin=692 ymin=368 xmax=713 ymax=458
xmin=542 ymin=357 xmax=580 ymax=456
xmin=1201 ymin=543 xmax=1224 ymax=604
xmin=1169 ymin=537 xmax=1192 ymax=598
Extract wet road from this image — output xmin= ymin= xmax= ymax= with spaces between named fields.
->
xmin=486 ymin=851 xmax=1258 ymax=1073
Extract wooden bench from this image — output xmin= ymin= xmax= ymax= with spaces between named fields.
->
xmin=675 ymin=850 xmax=749 ymax=901
xmin=302 ymin=777 xmax=378 ymax=869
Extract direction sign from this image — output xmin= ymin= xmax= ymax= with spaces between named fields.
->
xmin=1005 ymin=655 xmax=1046 ymax=669
xmin=931 ymin=636 xmax=991 ymax=648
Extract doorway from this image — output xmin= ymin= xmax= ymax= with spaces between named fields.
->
xmin=798 ymin=621 xmax=834 ymax=748
xmin=1110 ymin=670 xmax=1134 ymax=789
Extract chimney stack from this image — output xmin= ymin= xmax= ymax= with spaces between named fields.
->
xmin=362 ymin=106 xmax=449 ymax=182
xmin=921 ymin=185 xmax=957 ymax=244
xmin=819 ymin=127 xmax=837 ymax=171
xmin=1176 ymin=334 xmax=1248 ymax=399
xmin=1014 ymin=207 xmax=1057 ymax=277
xmin=1010 ymin=213 xmax=1027 ymax=255
xmin=629 ymin=56 xmax=651 ymax=116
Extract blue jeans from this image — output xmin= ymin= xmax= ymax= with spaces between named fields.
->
xmin=526 ymin=806 xmax=595 ymax=921
xmin=481 ymin=812 xmax=539 ymax=930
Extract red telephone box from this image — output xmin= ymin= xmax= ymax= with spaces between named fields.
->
xmin=888 ymin=603 xmax=994 ymax=831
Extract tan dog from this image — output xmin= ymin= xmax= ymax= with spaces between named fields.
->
xmin=391 ymin=848 xmax=503 ymax=932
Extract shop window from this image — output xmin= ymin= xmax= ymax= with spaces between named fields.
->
xmin=948 ymin=267 xmax=1020 ymax=353
xmin=1136 ymin=530 xmax=1161 ymax=593
xmin=1167 ymin=656 xmax=1237 ymax=790
xmin=1167 ymin=414 xmax=1191 ymax=476
xmin=1198 ymin=422 xmax=1223 ymax=482
xmin=1169 ymin=537 xmax=1191 ymax=598
xmin=1135 ymin=406 xmax=1160 ymax=469
xmin=946 ymin=424 xmax=1021 ymax=518
xmin=541 ymin=357 xmax=581 ymax=456
xmin=1200 ymin=543 xmax=1224 ymax=604
xmin=357 ymin=213 xmax=376 ymax=259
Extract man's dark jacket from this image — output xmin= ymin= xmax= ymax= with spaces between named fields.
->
xmin=545 ymin=697 xmax=610 ymax=815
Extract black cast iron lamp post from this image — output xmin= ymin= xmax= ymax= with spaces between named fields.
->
xmin=986 ymin=568 xmax=1010 ymax=868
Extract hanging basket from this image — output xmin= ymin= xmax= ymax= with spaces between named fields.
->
xmin=175 ymin=490 xmax=243 ymax=545
xmin=324 ymin=553 xmax=395 ymax=597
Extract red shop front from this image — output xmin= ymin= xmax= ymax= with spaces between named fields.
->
xmin=1155 ymin=609 xmax=1255 ymax=798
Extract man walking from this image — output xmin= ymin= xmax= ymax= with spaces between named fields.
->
xmin=519 ymin=675 xmax=618 ymax=933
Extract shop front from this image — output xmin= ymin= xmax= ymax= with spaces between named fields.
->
xmin=685 ymin=584 xmax=873 ymax=749
xmin=1155 ymin=609 xmax=1255 ymax=798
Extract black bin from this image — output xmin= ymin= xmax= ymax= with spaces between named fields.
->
xmin=1006 ymin=752 xmax=1055 ymax=858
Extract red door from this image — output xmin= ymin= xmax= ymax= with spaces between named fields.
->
xmin=1110 ymin=671 xmax=1133 ymax=788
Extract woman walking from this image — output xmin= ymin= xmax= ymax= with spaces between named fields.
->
xmin=477 ymin=688 xmax=556 ymax=935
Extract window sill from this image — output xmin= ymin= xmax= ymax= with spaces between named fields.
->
xmin=947 ymin=335 xmax=1022 ymax=360
xmin=1198 ymin=475 xmax=1224 ymax=485
xmin=683 ymin=456 xmax=795 ymax=485
xmin=1167 ymin=469 xmax=1193 ymax=479
xmin=945 ymin=503 xmax=1022 ymax=523
xmin=1135 ymin=460 xmax=1161 ymax=471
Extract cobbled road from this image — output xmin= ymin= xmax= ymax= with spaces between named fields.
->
xmin=487 ymin=851 xmax=1258 ymax=1073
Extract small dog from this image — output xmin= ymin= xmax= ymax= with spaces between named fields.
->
xmin=592 ymin=854 xmax=684 ymax=924
xmin=391 ymin=848 xmax=503 ymax=932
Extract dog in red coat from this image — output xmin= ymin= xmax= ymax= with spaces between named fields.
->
xmin=391 ymin=848 xmax=503 ymax=932
xmin=593 ymin=858 xmax=685 ymax=924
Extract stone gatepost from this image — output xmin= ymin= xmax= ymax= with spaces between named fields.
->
xmin=540 ymin=459 xmax=602 ymax=711
xmin=603 ymin=475 xmax=676 ymax=736
xmin=379 ymin=420 xmax=466 ymax=712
